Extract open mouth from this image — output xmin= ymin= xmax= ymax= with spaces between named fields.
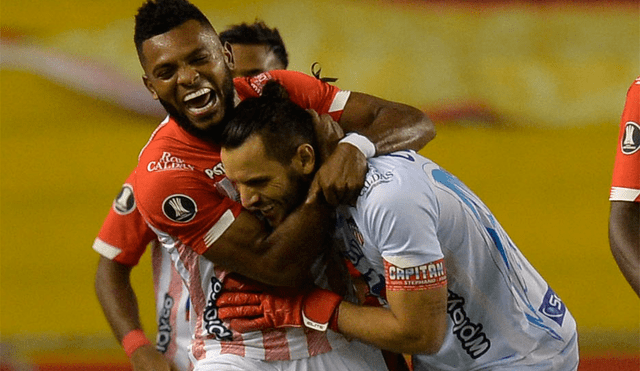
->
xmin=183 ymin=88 xmax=216 ymax=116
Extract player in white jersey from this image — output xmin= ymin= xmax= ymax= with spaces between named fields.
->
xmin=217 ymin=83 xmax=579 ymax=370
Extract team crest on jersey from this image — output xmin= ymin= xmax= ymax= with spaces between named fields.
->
xmin=621 ymin=121 xmax=640 ymax=155
xmin=113 ymin=183 xmax=136 ymax=215
xmin=163 ymin=194 xmax=197 ymax=223
xmin=538 ymin=286 xmax=566 ymax=326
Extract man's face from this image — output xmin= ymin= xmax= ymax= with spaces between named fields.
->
xmin=221 ymin=134 xmax=311 ymax=227
xmin=229 ymin=44 xmax=285 ymax=78
xmin=141 ymin=20 xmax=235 ymax=134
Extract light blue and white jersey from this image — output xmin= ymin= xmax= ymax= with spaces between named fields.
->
xmin=335 ymin=150 xmax=578 ymax=371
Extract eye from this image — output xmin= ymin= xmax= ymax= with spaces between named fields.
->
xmin=192 ymin=53 xmax=211 ymax=64
xmin=245 ymin=178 xmax=269 ymax=188
xmin=155 ymin=67 xmax=175 ymax=80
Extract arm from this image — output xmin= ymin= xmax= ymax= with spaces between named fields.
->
xmin=340 ymin=92 xmax=436 ymax=155
xmin=95 ymin=256 xmax=177 ymax=371
xmin=609 ymin=201 xmax=640 ymax=297
xmin=337 ymin=285 xmax=448 ymax=354
xmin=313 ymin=93 xmax=435 ymax=205
xmin=202 ymin=194 xmax=334 ymax=288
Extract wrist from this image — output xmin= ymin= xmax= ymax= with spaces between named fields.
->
xmin=122 ymin=329 xmax=151 ymax=358
xmin=339 ymin=133 xmax=376 ymax=159
xmin=301 ymin=288 xmax=343 ymax=332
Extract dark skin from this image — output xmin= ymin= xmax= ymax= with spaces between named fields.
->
xmin=96 ymin=19 xmax=435 ymax=369
xmin=609 ymin=201 xmax=640 ymax=297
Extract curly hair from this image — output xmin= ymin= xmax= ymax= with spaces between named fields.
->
xmin=134 ymin=0 xmax=214 ymax=57
xmin=219 ymin=21 xmax=288 ymax=69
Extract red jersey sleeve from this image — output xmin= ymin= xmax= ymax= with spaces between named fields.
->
xmin=92 ymin=171 xmax=157 ymax=266
xmin=234 ymin=70 xmax=350 ymax=123
xmin=134 ymin=125 xmax=244 ymax=256
xmin=610 ymin=77 xmax=640 ymax=202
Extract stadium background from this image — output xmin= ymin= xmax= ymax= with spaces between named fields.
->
xmin=1 ymin=0 xmax=638 ymax=369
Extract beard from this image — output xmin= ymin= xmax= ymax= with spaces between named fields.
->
xmin=269 ymin=169 xmax=313 ymax=228
xmin=158 ymin=68 xmax=236 ymax=144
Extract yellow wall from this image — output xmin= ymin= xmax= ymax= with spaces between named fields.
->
xmin=1 ymin=0 xmax=638 ymax=353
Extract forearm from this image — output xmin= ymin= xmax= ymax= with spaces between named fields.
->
xmin=246 ymin=199 xmax=335 ymax=287
xmin=337 ymin=301 xmax=443 ymax=354
xmin=609 ymin=201 xmax=640 ymax=296
xmin=340 ymin=92 xmax=436 ymax=155
xmin=365 ymin=102 xmax=435 ymax=155
xmin=95 ymin=256 xmax=145 ymax=342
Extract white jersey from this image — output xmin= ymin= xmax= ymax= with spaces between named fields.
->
xmin=151 ymin=242 xmax=193 ymax=370
xmin=335 ymin=151 xmax=578 ymax=371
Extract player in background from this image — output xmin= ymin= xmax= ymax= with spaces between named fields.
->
xmin=93 ymin=19 xmax=295 ymax=371
xmin=96 ymin=0 xmax=436 ymax=369
xmin=608 ymin=76 xmax=640 ymax=297
xmin=220 ymin=20 xmax=288 ymax=78
xmin=217 ymin=81 xmax=580 ymax=370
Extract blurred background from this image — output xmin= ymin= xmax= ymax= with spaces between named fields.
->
xmin=1 ymin=0 xmax=638 ymax=369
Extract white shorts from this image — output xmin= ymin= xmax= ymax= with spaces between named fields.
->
xmin=193 ymin=340 xmax=389 ymax=371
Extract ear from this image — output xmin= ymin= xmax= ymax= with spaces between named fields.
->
xmin=294 ymin=143 xmax=316 ymax=176
xmin=223 ymin=42 xmax=235 ymax=71
xmin=142 ymin=75 xmax=159 ymax=100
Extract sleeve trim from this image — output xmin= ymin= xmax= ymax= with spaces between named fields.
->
xmin=92 ymin=238 xmax=122 ymax=259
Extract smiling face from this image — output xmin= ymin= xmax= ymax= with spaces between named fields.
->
xmin=221 ymin=134 xmax=315 ymax=227
xmin=141 ymin=20 xmax=235 ymax=136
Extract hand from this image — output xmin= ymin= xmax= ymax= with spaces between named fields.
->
xmin=217 ymin=287 xmax=342 ymax=333
xmin=308 ymin=110 xmax=344 ymax=162
xmin=309 ymin=143 xmax=368 ymax=206
xmin=130 ymin=344 xmax=179 ymax=371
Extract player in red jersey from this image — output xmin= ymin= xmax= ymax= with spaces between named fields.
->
xmin=95 ymin=0 xmax=434 ymax=369
xmin=94 ymin=20 xmax=293 ymax=371
xmin=609 ymin=76 xmax=640 ymax=297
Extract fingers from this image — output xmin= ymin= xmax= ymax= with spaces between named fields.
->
xmin=223 ymin=273 xmax=268 ymax=292
xmin=216 ymin=292 xmax=262 ymax=306
xmin=218 ymin=305 xmax=263 ymax=320
xmin=229 ymin=318 xmax=269 ymax=333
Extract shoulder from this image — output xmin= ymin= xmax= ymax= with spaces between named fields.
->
xmin=357 ymin=151 xmax=437 ymax=215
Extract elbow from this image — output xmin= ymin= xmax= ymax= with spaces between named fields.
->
xmin=402 ymin=330 xmax=445 ymax=355
xmin=398 ymin=316 xmax=446 ymax=354
xmin=419 ymin=114 xmax=437 ymax=148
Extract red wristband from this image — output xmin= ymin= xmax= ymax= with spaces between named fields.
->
xmin=122 ymin=329 xmax=151 ymax=357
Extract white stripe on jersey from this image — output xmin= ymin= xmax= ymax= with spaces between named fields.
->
xmin=609 ymin=186 xmax=640 ymax=201
xmin=204 ymin=209 xmax=235 ymax=247
xmin=92 ymin=238 xmax=122 ymax=259
xmin=329 ymin=91 xmax=351 ymax=113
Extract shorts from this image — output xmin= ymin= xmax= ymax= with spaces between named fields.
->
xmin=193 ymin=340 xmax=389 ymax=371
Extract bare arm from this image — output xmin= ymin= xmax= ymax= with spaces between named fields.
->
xmin=609 ymin=201 xmax=640 ymax=297
xmin=314 ymin=94 xmax=435 ymax=205
xmin=95 ymin=256 xmax=177 ymax=371
xmin=202 ymin=194 xmax=334 ymax=288
xmin=337 ymin=285 xmax=448 ymax=354
xmin=339 ymin=92 xmax=436 ymax=155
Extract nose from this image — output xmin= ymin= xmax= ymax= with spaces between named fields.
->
xmin=239 ymin=185 xmax=260 ymax=210
xmin=177 ymin=65 xmax=199 ymax=86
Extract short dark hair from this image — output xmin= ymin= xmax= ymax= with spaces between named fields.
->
xmin=222 ymin=81 xmax=316 ymax=164
xmin=134 ymin=0 xmax=214 ymax=57
xmin=219 ymin=21 xmax=289 ymax=69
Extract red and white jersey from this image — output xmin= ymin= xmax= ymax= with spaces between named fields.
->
xmin=610 ymin=77 xmax=640 ymax=202
xmin=92 ymin=172 xmax=193 ymax=370
xmin=134 ymin=71 xmax=352 ymax=362
xmin=152 ymin=243 xmax=193 ymax=371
